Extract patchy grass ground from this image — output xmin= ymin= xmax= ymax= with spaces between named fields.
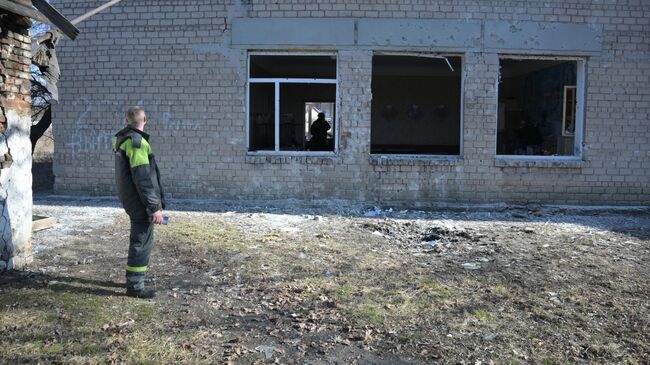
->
xmin=2 ymin=201 xmax=650 ymax=364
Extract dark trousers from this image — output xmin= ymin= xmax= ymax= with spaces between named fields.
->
xmin=125 ymin=208 xmax=154 ymax=291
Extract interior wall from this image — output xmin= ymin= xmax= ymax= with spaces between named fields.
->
xmin=523 ymin=62 xmax=576 ymax=138
xmin=249 ymin=83 xmax=274 ymax=151
xmin=371 ymin=75 xmax=461 ymax=151
xmin=498 ymin=61 xmax=576 ymax=155
xmin=280 ymin=83 xmax=336 ymax=150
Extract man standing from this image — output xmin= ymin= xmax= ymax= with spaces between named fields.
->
xmin=113 ymin=106 xmax=165 ymax=298
xmin=308 ymin=112 xmax=331 ymax=151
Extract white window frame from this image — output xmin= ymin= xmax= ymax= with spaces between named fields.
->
xmin=368 ymin=51 xmax=465 ymax=159
xmin=495 ymin=55 xmax=586 ymax=161
xmin=246 ymin=52 xmax=339 ymax=156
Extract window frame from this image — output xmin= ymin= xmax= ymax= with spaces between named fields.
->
xmin=562 ymin=85 xmax=577 ymax=137
xmin=369 ymin=51 xmax=466 ymax=159
xmin=495 ymin=55 xmax=586 ymax=161
xmin=246 ymin=51 xmax=339 ymax=156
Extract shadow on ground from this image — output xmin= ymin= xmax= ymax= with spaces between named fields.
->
xmin=0 ymin=271 xmax=124 ymax=297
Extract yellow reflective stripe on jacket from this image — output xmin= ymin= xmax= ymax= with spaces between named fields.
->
xmin=120 ymin=138 xmax=151 ymax=168
xmin=126 ymin=265 xmax=148 ymax=273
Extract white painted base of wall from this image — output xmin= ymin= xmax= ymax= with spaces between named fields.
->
xmin=0 ymin=110 xmax=34 ymax=272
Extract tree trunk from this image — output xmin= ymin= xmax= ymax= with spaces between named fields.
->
xmin=30 ymin=105 xmax=52 ymax=154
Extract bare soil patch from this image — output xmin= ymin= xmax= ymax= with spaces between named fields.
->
xmin=1 ymin=198 xmax=649 ymax=364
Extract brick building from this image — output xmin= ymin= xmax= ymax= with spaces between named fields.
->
xmin=53 ymin=1 xmax=649 ymax=205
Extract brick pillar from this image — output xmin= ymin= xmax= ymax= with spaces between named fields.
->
xmin=0 ymin=11 xmax=33 ymax=271
xmin=338 ymin=49 xmax=373 ymax=200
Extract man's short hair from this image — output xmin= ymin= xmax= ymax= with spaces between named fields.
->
xmin=126 ymin=106 xmax=145 ymax=124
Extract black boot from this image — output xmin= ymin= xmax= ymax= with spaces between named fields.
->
xmin=126 ymin=288 xmax=157 ymax=299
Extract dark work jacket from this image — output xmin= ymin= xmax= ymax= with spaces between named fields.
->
xmin=309 ymin=117 xmax=331 ymax=150
xmin=113 ymin=125 xmax=166 ymax=217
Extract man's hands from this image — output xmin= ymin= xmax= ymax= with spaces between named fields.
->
xmin=151 ymin=210 xmax=164 ymax=224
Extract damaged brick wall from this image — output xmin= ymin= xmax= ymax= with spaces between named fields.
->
xmin=52 ymin=1 xmax=650 ymax=205
xmin=0 ymin=11 xmax=33 ymax=271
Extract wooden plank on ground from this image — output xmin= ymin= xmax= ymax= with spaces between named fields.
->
xmin=32 ymin=215 xmax=55 ymax=232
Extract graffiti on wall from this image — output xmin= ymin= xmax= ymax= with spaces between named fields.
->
xmin=69 ymin=98 xmax=204 ymax=154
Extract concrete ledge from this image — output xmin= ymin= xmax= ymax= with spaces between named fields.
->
xmin=369 ymin=155 xmax=462 ymax=166
xmin=245 ymin=154 xmax=340 ymax=165
xmin=231 ymin=18 xmax=601 ymax=54
xmin=484 ymin=20 xmax=602 ymax=54
xmin=232 ymin=18 xmax=355 ymax=46
xmin=494 ymin=158 xmax=588 ymax=169
xmin=357 ymin=19 xmax=481 ymax=48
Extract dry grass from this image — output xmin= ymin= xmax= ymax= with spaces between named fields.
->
xmin=2 ymin=211 xmax=649 ymax=364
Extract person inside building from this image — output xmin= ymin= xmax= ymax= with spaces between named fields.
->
xmin=113 ymin=106 xmax=166 ymax=299
xmin=308 ymin=112 xmax=331 ymax=151
xmin=514 ymin=118 xmax=543 ymax=155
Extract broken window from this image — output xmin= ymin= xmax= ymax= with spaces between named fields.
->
xmin=248 ymin=55 xmax=337 ymax=152
xmin=497 ymin=58 xmax=582 ymax=156
xmin=371 ymin=55 xmax=462 ymax=155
